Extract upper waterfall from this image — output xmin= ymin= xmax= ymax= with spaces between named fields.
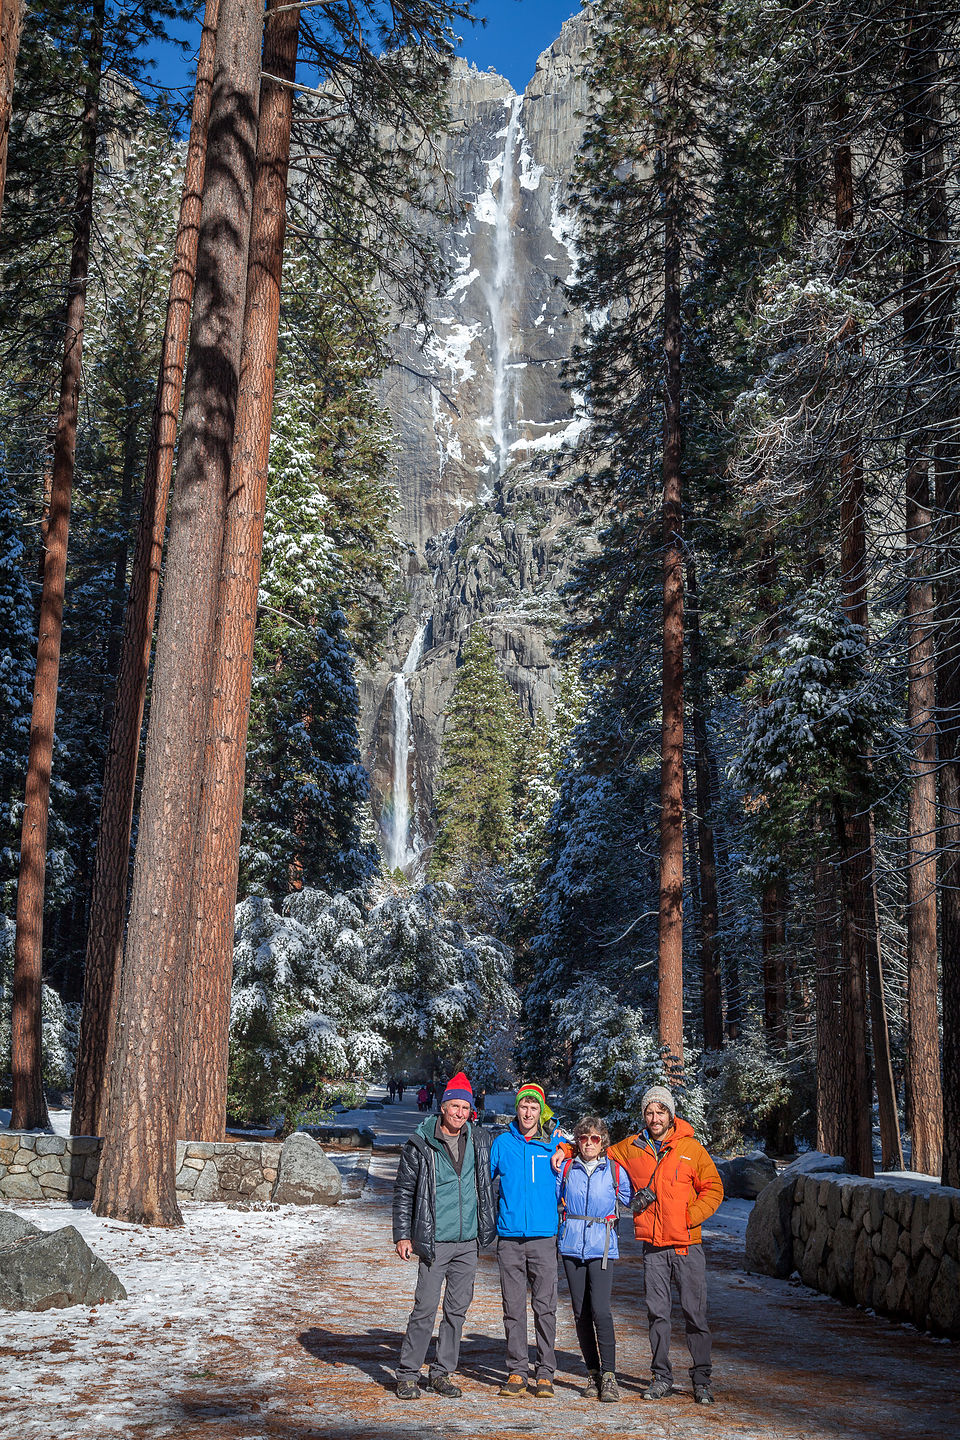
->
xmin=482 ymin=95 xmax=523 ymax=482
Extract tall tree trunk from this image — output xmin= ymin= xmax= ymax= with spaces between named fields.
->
xmin=925 ymin=50 xmax=960 ymax=1190
xmin=814 ymin=842 xmax=841 ymax=1154
xmin=178 ymin=0 xmax=299 ymax=1141
xmin=9 ymin=0 xmax=104 ymax=1132
xmin=657 ymin=131 xmax=684 ymax=1070
xmin=0 ymin=0 xmax=23 ymax=224
xmin=93 ymin=0 xmax=263 ymax=1223
xmin=72 ymin=0 xmax=221 ymax=1140
xmin=832 ymin=120 xmax=875 ymax=1177
xmin=901 ymin=16 xmax=942 ymax=1177
xmin=685 ymin=554 xmax=723 ymax=1050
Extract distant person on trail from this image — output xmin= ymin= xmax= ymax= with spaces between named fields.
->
xmin=396 ymin=1078 xmax=405 ymax=1102
xmin=426 ymin=1083 xmax=435 ymax=1109
xmin=489 ymin=1083 xmax=565 ymax=1399
xmin=392 ymin=1071 xmax=496 ymax=1400
xmin=417 ymin=1085 xmax=429 ymax=1112
xmin=556 ymin=1085 xmax=723 ymax=1405
xmin=388 ymin=1078 xmax=397 ymax=1103
xmin=555 ymin=1115 xmax=632 ymax=1403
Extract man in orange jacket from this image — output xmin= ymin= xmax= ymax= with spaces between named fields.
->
xmin=613 ymin=1085 xmax=723 ymax=1404
xmin=556 ymin=1083 xmax=723 ymax=1405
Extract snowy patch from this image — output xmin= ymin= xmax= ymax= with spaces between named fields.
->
xmin=519 ymin=143 xmax=545 ymax=191
xmin=426 ymin=320 xmax=480 ymax=386
xmin=0 ymin=1200 xmax=330 ymax=1438
xmin=513 ymin=415 xmax=590 ymax=454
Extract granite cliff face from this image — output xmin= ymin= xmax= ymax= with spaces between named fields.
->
xmin=364 ymin=15 xmax=595 ymax=872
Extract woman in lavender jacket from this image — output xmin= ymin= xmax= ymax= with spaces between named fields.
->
xmin=556 ymin=1115 xmax=632 ymax=1404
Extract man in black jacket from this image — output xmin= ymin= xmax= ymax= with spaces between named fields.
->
xmin=392 ymin=1071 xmax=496 ymax=1400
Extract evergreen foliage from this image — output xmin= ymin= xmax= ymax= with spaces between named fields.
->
xmin=430 ymin=624 xmax=526 ymax=879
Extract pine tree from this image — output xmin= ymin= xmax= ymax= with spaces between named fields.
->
xmin=430 ymin=624 xmax=525 ymax=880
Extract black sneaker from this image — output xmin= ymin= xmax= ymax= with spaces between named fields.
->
xmin=396 ymin=1378 xmax=420 ymax=1399
xmin=642 ymin=1378 xmax=674 ymax=1400
xmin=694 ymin=1384 xmax=715 ymax=1405
xmin=430 ymin=1375 xmax=462 ymax=1399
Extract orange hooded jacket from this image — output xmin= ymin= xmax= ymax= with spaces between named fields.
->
xmin=559 ymin=1117 xmax=723 ymax=1254
xmin=609 ymin=1117 xmax=723 ymax=1252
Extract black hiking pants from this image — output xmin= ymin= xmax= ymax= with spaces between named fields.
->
xmin=562 ymin=1255 xmax=616 ymax=1373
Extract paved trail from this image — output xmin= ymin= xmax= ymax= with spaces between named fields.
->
xmin=145 ymin=1149 xmax=954 ymax=1440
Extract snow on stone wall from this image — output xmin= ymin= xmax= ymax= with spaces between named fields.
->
xmin=746 ymin=1157 xmax=960 ymax=1336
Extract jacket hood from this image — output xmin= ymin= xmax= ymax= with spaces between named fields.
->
xmin=419 ymin=1115 xmax=472 ymax=1150
xmin=632 ymin=1115 xmax=696 ymax=1151
xmin=507 ymin=1120 xmax=555 ymax=1150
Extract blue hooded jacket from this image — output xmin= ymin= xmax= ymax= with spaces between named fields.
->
xmin=556 ymin=1154 xmax=633 ymax=1262
xmin=490 ymin=1121 xmax=565 ymax=1238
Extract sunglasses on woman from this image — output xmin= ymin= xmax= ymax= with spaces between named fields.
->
xmin=579 ymin=1134 xmax=602 ymax=1144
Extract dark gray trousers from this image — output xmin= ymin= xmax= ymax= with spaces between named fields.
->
xmin=497 ymin=1236 xmax=558 ymax=1378
xmin=397 ymin=1241 xmax=478 ymax=1381
xmin=643 ymin=1242 xmax=712 ymax=1386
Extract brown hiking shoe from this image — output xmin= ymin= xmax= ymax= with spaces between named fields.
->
xmin=599 ymin=1371 xmax=621 ymax=1403
xmin=582 ymin=1370 xmax=602 ymax=1399
xmin=532 ymin=1379 xmax=555 ymax=1399
xmin=499 ymin=1373 xmax=526 ymax=1397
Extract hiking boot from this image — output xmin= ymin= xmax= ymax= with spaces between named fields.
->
xmin=395 ymin=1378 xmax=420 ymax=1399
xmin=582 ymin=1370 xmax=601 ymax=1400
xmin=498 ymin=1374 xmax=526 ymax=1398
xmin=599 ymin=1371 xmax=620 ymax=1403
xmin=430 ymin=1375 xmax=462 ymax=1399
xmin=694 ymin=1384 xmax=715 ymax=1406
xmin=642 ymin=1377 xmax=674 ymax=1400
xmin=532 ymin=1378 xmax=555 ymax=1399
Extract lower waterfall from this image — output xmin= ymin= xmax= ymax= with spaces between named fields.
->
xmin=381 ymin=623 xmax=427 ymax=874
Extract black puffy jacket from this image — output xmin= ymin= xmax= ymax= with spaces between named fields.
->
xmin=392 ymin=1121 xmax=496 ymax=1264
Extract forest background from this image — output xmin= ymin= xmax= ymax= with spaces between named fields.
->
xmin=0 ymin=0 xmax=958 ymax=1224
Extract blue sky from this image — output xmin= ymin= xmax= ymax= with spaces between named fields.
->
xmin=147 ymin=1 xmax=582 ymax=103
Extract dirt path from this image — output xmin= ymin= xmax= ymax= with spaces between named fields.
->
xmin=133 ymin=1152 xmax=955 ymax=1440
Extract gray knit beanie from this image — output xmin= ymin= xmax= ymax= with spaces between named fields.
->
xmin=641 ymin=1085 xmax=676 ymax=1120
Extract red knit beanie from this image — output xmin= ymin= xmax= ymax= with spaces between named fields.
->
xmin=442 ymin=1071 xmax=473 ymax=1105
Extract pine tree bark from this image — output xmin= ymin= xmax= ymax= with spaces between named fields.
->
xmin=10 ymin=0 xmax=104 ymax=1133
xmin=657 ymin=131 xmax=685 ymax=1070
xmin=0 ymin=0 xmax=23 ymax=224
xmin=178 ymin=0 xmax=300 ymax=1141
xmin=93 ymin=0 xmax=264 ymax=1223
xmin=814 ymin=843 xmax=841 ymax=1154
xmin=900 ymin=22 xmax=943 ymax=1176
xmin=685 ymin=555 xmax=723 ymax=1050
xmin=832 ymin=121 xmax=875 ymax=1178
xmin=72 ymin=0 xmax=221 ymax=1142
xmin=926 ymin=49 xmax=960 ymax=1190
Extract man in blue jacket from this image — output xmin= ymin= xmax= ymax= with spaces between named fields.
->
xmin=489 ymin=1083 xmax=564 ymax=1399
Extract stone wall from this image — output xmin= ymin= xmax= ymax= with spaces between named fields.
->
xmin=0 ymin=1133 xmax=342 ymax=1207
xmin=745 ymin=1153 xmax=960 ymax=1337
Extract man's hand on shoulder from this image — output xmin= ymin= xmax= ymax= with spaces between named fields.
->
xmin=395 ymin=1239 xmax=413 ymax=1260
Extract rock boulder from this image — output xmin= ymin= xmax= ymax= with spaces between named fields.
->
xmin=272 ymin=1132 xmax=342 ymax=1205
xmin=0 ymin=1224 xmax=126 ymax=1311
xmin=715 ymin=1152 xmax=777 ymax=1199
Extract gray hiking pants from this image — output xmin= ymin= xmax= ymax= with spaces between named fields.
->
xmin=497 ymin=1236 xmax=558 ymax=1378
xmin=397 ymin=1241 xmax=478 ymax=1381
xmin=643 ymin=1241 xmax=712 ymax=1386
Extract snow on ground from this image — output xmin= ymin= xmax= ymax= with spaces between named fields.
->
xmin=0 ymin=1199 xmax=330 ymax=1439
xmin=0 ymin=1104 xmax=72 ymax=1136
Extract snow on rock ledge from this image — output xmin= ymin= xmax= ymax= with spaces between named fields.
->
xmin=746 ymin=1155 xmax=960 ymax=1336
xmin=0 ymin=1132 xmax=342 ymax=1207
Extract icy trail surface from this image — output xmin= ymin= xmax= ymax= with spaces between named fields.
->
xmin=2 ymin=1144 xmax=954 ymax=1439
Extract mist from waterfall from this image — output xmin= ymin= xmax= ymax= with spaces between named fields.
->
xmin=382 ymin=623 xmax=427 ymax=874
xmin=483 ymin=94 xmax=523 ymax=478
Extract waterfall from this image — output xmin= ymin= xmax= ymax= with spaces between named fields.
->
xmin=382 ymin=623 xmax=427 ymax=873
xmin=484 ymin=94 xmax=523 ymax=478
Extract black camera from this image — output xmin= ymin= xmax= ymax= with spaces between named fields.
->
xmin=631 ymin=1185 xmax=656 ymax=1215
